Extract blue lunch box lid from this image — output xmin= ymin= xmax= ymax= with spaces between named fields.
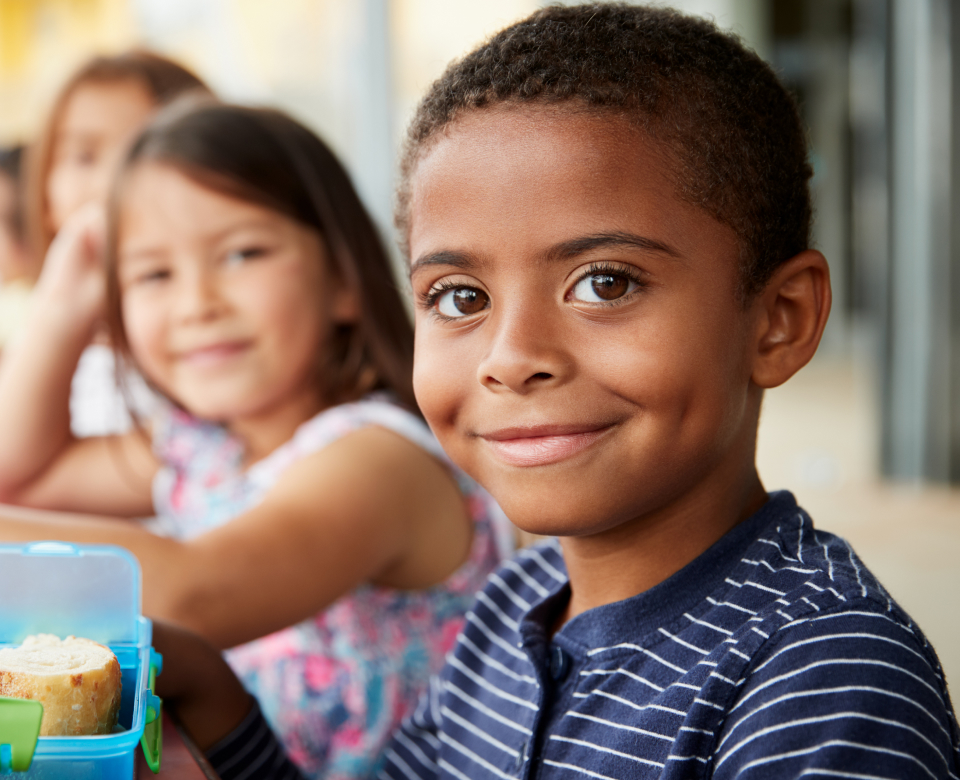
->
xmin=0 ymin=542 xmax=142 ymax=645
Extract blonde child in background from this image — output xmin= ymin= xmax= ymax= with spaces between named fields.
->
xmin=22 ymin=50 xmax=209 ymax=436
xmin=0 ymin=146 xmax=32 ymax=351
xmin=0 ymin=100 xmax=506 ymax=779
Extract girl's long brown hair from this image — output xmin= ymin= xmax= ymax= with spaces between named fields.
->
xmin=23 ymin=50 xmax=208 ymax=270
xmin=106 ymin=100 xmax=417 ymax=414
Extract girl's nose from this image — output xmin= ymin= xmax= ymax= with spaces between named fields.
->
xmin=477 ymin=307 xmax=571 ymax=394
xmin=175 ymin=266 xmax=227 ymax=322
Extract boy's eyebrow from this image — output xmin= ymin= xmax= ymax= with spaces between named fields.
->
xmin=409 ymin=250 xmax=479 ymax=276
xmin=410 ymin=231 xmax=681 ymax=275
xmin=544 ymin=231 xmax=682 ymax=262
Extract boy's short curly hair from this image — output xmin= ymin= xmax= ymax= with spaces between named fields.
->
xmin=397 ymin=2 xmax=813 ymax=299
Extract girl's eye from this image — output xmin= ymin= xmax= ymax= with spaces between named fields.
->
xmin=435 ymin=286 xmax=489 ymax=318
xmin=225 ymin=247 xmax=268 ymax=266
xmin=570 ymin=271 xmax=639 ymax=303
xmin=132 ymin=268 xmax=171 ymax=286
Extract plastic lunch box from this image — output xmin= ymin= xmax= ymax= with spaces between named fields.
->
xmin=0 ymin=542 xmax=162 ymax=778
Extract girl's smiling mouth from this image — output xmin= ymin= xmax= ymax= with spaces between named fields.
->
xmin=178 ymin=340 xmax=253 ymax=367
xmin=479 ymin=424 xmax=615 ymax=467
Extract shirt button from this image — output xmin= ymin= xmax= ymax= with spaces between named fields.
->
xmin=549 ymin=646 xmax=569 ymax=680
xmin=515 ymin=741 xmax=526 ymax=772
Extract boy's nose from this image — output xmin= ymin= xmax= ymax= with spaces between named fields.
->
xmin=477 ymin=308 xmax=570 ymax=394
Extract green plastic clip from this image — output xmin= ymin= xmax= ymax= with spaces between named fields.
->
xmin=140 ymin=651 xmax=164 ymax=774
xmin=0 ymin=695 xmax=43 ymax=772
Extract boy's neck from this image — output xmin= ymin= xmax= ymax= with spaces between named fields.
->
xmin=554 ymin=465 xmax=767 ymax=633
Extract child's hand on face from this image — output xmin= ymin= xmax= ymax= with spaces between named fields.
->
xmin=35 ymin=203 xmax=108 ymax=332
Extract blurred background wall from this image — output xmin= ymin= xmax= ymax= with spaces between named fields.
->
xmin=1 ymin=0 xmax=958 ymax=683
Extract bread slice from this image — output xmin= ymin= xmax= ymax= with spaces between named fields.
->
xmin=0 ymin=634 xmax=122 ymax=736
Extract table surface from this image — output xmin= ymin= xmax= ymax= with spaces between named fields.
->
xmin=137 ymin=711 xmax=218 ymax=779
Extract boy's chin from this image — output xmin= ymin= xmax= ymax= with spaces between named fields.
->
xmin=512 ymin=518 xmax=621 ymax=540
xmin=499 ymin=497 xmax=631 ymax=540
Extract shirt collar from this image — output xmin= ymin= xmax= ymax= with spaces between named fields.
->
xmin=518 ymin=491 xmax=799 ymax=653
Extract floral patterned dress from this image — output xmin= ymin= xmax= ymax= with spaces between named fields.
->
xmin=151 ymin=394 xmax=507 ymax=779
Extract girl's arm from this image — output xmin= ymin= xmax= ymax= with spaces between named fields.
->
xmin=0 ymin=207 xmax=158 ymax=516
xmin=0 ymin=425 xmax=473 ymax=649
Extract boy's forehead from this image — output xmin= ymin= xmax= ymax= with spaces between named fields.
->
xmin=408 ymin=105 xmax=735 ymax=267
xmin=412 ymin=108 xmax=662 ymax=219
xmin=417 ymin=105 xmax=655 ymax=180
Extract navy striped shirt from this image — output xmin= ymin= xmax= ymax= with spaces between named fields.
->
xmin=379 ymin=491 xmax=960 ymax=779
xmin=207 ymin=491 xmax=960 ymax=779
xmin=206 ymin=699 xmax=303 ymax=780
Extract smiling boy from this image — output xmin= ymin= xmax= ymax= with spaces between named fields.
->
xmin=376 ymin=4 xmax=960 ymax=779
xmin=156 ymin=4 xmax=960 ymax=779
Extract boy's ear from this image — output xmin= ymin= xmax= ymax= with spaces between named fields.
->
xmin=750 ymin=249 xmax=831 ymax=389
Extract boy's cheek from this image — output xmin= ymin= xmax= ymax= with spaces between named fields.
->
xmin=413 ymin=341 xmax=496 ymax=488
xmin=412 ymin=342 xmax=463 ymax=436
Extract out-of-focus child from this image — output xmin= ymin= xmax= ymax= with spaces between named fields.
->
xmin=0 ymin=146 xmax=33 ymax=351
xmin=22 ymin=51 xmax=209 ymax=435
xmin=0 ymin=100 xmax=507 ymax=780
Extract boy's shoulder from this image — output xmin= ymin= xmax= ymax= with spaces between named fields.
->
xmin=723 ymin=491 xmax=948 ymax=687
xmin=383 ymin=494 xmax=960 ymax=779
xmin=476 ymin=494 xmax=960 ymax=773
xmin=721 ymin=490 xmax=913 ymax=630
xmin=705 ymin=498 xmax=960 ymax=776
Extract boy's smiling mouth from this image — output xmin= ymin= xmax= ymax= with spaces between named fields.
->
xmin=478 ymin=423 xmax=615 ymax=467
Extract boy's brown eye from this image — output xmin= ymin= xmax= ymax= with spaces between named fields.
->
xmin=436 ymin=286 xmax=489 ymax=317
xmin=571 ymin=272 xmax=638 ymax=303
xmin=591 ymin=274 xmax=629 ymax=300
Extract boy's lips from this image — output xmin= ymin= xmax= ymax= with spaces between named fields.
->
xmin=478 ymin=423 xmax=614 ymax=467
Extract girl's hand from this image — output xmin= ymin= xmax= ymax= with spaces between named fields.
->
xmin=151 ymin=620 xmax=253 ymax=752
xmin=34 ymin=204 xmax=108 ymax=334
